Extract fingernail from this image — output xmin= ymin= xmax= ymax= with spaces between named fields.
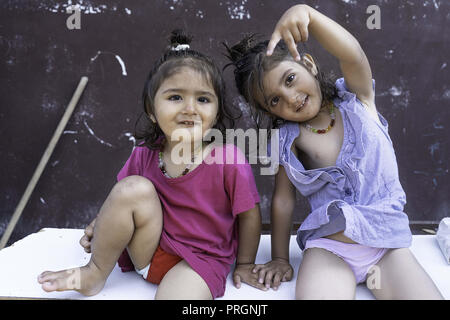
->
xmin=274 ymin=287 xmax=278 ymax=291
xmin=259 ymin=278 xmax=263 ymax=283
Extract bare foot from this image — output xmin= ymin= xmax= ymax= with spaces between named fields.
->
xmin=37 ymin=262 xmax=107 ymax=296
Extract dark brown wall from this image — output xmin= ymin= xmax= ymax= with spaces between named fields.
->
xmin=1 ymin=1 xmax=449 ymax=246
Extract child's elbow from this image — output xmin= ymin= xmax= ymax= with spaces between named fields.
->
xmin=239 ymin=205 xmax=262 ymax=222
xmin=272 ymin=195 xmax=295 ymax=216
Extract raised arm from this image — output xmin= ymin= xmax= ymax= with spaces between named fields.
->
xmin=267 ymin=4 xmax=376 ymax=114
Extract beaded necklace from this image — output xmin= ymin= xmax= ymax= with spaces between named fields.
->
xmin=158 ymin=151 xmax=196 ymax=178
xmin=158 ymin=140 xmax=206 ymax=178
xmin=303 ymin=102 xmax=336 ymax=134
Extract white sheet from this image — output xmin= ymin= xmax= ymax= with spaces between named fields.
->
xmin=0 ymin=229 xmax=448 ymax=300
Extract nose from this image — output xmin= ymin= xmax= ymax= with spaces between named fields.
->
xmin=182 ymin=98 xmax=198 ymax=115
xmin=289 ymin=95 xmax=301 ymax=105
xmin=284 ymin=90 xmax=301 ymax=109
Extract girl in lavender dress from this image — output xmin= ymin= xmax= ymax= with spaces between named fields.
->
xmin=226 ymin=4 xmax=443 ymax=299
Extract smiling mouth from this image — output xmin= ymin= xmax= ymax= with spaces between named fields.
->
xmin=295 ymin=95 xmax=309 ymax=112
xmin=178 ymin=120 xmax=198 ymax=127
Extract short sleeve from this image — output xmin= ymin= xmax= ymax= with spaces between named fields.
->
xmin=335 ymin=77 xmax=376 ymax=100
xmin=117 ymin=146 xmax=145 ymax=182
xmin=335 ymin=77 xmax=389 ymax=132
xmin=334 ymin=77 xmax=379 ymax=112
xmin=223 ymin=145 xmax=260 ymax=216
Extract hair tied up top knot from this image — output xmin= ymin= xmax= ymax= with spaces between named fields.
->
xmin=172 ymin=44 xmax=190 ymax=51
xmin=169 ymin=29 xmax=193 ymax=52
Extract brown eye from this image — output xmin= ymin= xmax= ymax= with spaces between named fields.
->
xmin=168 ymin=95 xmax=182 ymax=101
xmin=286 ymin=73 xmax=295 ymax=86
xmin=198 ymin=96 xmax=210 ymax=103
xmin=270 ymin=96 xmax=280 ymax=107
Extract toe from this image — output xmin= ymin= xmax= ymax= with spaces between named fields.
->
xmin=38 ymin=269 xmax=77 ymax=292
xmin=37 ymin=271 xmax=55 ymax=283
xmin=40 ymin=272 xmax=72 ymax=292
xmin=41 ymin=280 xmax=59 ymax=292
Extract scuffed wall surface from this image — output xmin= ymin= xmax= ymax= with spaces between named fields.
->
xmin=1 ymin=0 xmax=448 ymax=246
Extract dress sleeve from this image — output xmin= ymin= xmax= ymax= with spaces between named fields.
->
xmin=335 ymin=77 xmax=376 ymax=100
xmin=117 ymin=146 xmax=145 ymax=182
xmin=334 ymin=77 xmax=389 ymax=130
xmin=223 ymin=145 xmax=260 ymax=216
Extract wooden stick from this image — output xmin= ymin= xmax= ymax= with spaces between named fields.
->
xmin=0 ymin=77 xmax=89 ymax=249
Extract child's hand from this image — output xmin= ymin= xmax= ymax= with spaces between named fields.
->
xmin=79 ymin=218 xmax=96 ymax=253
xmin=267 ymin=4 xmax=311 ymax=61
xmin=252 ymin=258 xmax=294 ymax=290
xmin=233 ymin=263 xmax=269 ymax=291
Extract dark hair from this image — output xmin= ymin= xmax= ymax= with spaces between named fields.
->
xmin=135 ymin=29 xmax=235 ymax=149
xmin=224 ymin=34 xmax=337 ymax=130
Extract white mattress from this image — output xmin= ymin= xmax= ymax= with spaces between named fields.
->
xmin=0 ymin=228 xmax=448 ymax=300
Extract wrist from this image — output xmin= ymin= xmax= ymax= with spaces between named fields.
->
xmin=304 ymin=4 xmax=316 ymax=26
xmin=297 ymin=3 xmax=311 ymax=11
xmin=272 ymin=257 xmax=289 ymax=263
xmin=236 ymin=258 xmax=255 ymax=266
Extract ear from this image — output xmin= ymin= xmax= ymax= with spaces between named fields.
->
xmin=149 ymin=114 xmax=157 ymax=123
xmin=301 ymin=53 xmax=318 ymax=76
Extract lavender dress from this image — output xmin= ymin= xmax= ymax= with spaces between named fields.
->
xmin=276 ymin=78 xmax=412 ymax=250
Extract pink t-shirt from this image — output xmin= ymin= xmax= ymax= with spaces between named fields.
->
xmin=116 ymin=143 xmax=260 ymax=298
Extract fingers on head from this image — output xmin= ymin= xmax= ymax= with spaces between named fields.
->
xmin=297 ymin=22 xmax=309 ymax=42
xmin=282 ymin=31 xmax=300 ymax=61
xmin=267 ymin=32 xmax=281 ymax=55
xmin=290 ymin=26 xmax=302 ymax=43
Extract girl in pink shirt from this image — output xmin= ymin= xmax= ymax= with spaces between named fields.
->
xmin=37 ymin=30 xmax=264 ymax=299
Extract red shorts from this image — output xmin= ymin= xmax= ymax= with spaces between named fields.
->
xmin=118 ymin=245 xmax=182 ymax=284
xmin=145 ymin=245 xmax=182 ymax=284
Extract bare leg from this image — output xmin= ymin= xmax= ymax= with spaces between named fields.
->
xmin=37 ymin=175 xmax=163 ymax=296
xmin=155 ymin=260 xmax=212 ymax=300
xmin=296 ymin=248 xmax=356 ymax=300
xmin=369 ymin=248 xmax=444 ymax=300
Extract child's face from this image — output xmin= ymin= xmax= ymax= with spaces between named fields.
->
xmin=254 ymin=59 xmax=322 ymax=123
xmin=152 ymin=67 xmax=219 ymax=145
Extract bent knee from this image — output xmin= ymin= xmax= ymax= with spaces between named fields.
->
xmin=113 ymin=175 xmax=158 ymax=203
